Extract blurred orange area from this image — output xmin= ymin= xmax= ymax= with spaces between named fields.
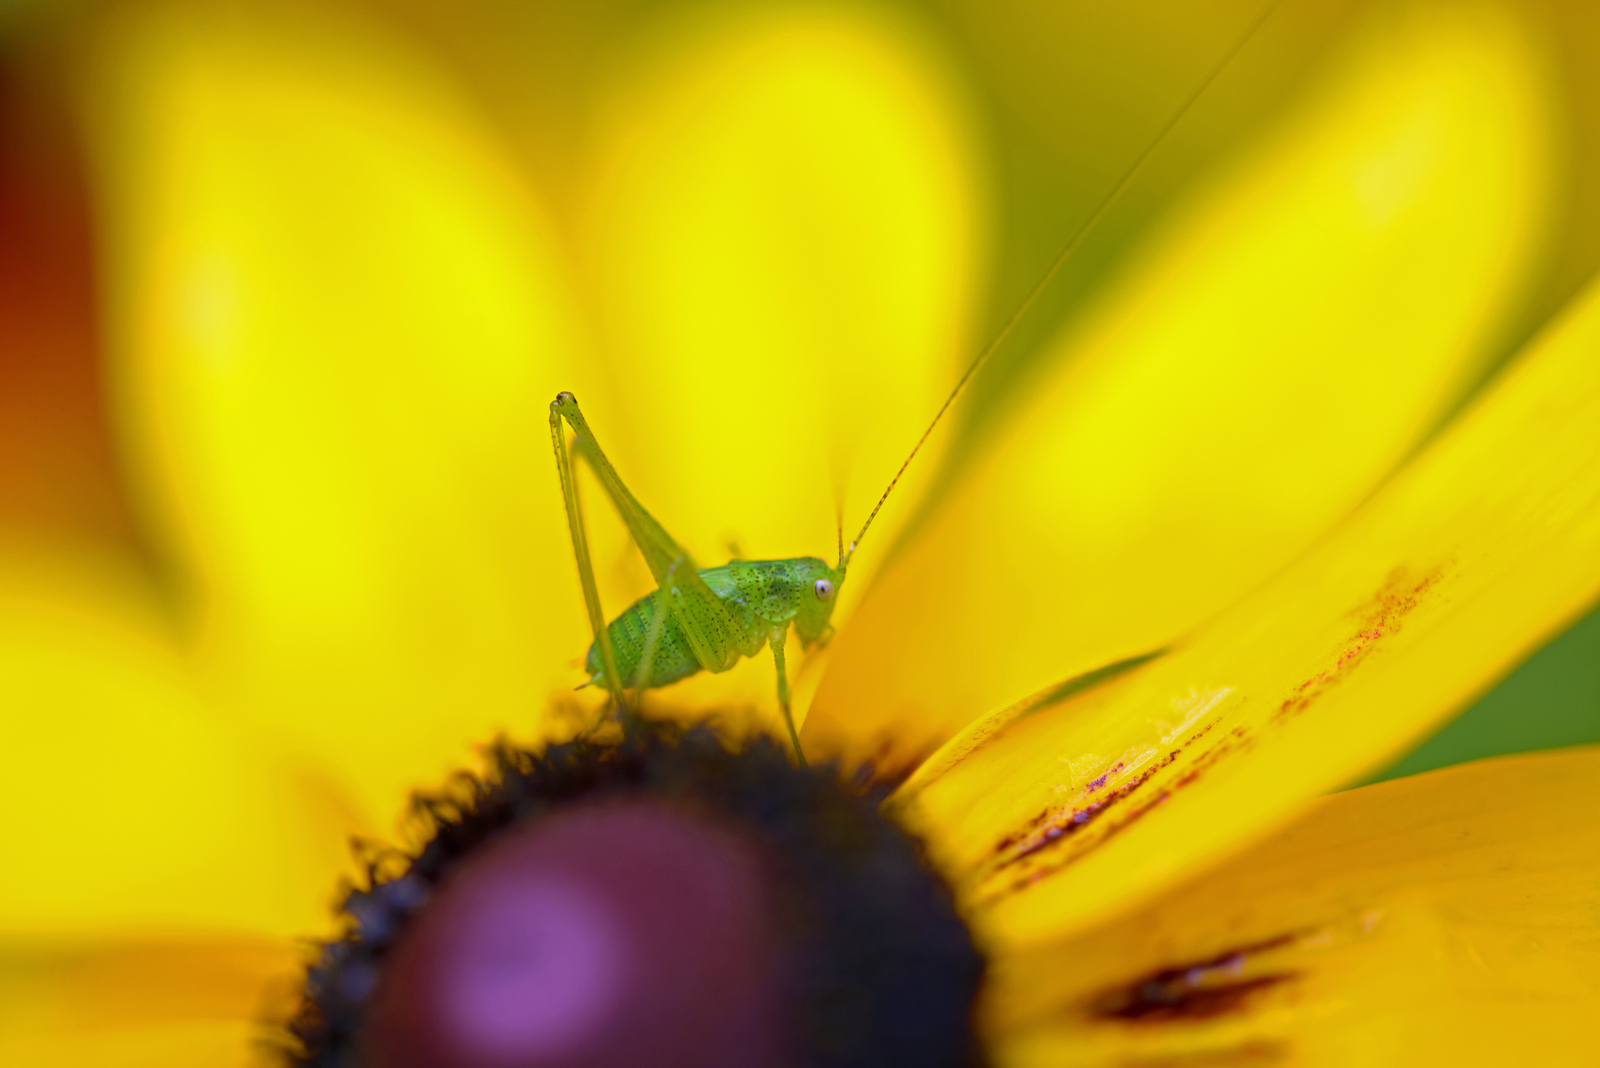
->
xmin=0 ymin=934 xmax=298 ymax=1068
xmin=0 ymin=57 xmax=133 ymax=546
xmin=0 ymin=934 xmax=297 ymax=1031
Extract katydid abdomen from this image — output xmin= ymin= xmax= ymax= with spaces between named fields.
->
xmin=585 ymin=557 xmax=840 ymax=690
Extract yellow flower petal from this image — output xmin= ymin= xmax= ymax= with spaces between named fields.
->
xmin=984 ymin=746 xmax=1600 ymax=1067
xmin=0 ymin=1024 xmax=259 ymax=1068
xmin=0 ymin=934 xmax=293 ymax=1068
xmin=806 ymin=2 xmax=1554 ymax=776
xmin=81 ymin=4 xmax=584 ymax=822
xmin=579 ymin=5 xmax=982 ymax=720
xmin=0 ymin=549 xmax=341 ymax=936
xmin=895 ymin=259 xmax=1600 ymax=947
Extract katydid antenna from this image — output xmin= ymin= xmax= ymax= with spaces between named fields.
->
xmin=836 ymin=0 xmax=1283 ymax=574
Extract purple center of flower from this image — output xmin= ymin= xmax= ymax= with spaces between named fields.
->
xmin=361 ymin=801 xmax=788 ymax=1068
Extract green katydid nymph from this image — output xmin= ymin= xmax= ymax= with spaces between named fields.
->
xmin=549 ymin=2 xmax=1277 ymax=762
xmin=548 ymin=390 xmax=880 ymax=765
xmin=550 ymin=331 xmax=1041 ymax=765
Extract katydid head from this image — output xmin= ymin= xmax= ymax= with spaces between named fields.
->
xmin=792 ymin=557 xmax=844 ymax=649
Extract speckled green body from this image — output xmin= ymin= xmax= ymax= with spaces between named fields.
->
xmin=551 ymin=390 xmax=845 ymax=760
xmin=586 ymin=556 xmax=841 ymax=689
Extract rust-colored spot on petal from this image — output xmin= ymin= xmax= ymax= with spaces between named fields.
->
xmin=1082 ymin=761 xmax=1126 ymax=796
xmin=1090 ymin=934 xmax=1301 ymax=1026
xmin=974 ymin=567 xmax=1447 ymax=906
xmin=1273 ymin=566 xmax=1443 ymax=725
xmin=1100 ymin=974 xmax=1296 ymax=1023
xmin=988 ymin=720 xmax=1222 ymax=874
xmin=993 ymin=758 xmax=1173 ymax=867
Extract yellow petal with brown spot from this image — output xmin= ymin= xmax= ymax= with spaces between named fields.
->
xmin=895 ymin=259 xmax=1600 ymax=946
xmin=81 ymin=3 xmax=585 ymax=826
xmin=579 ymin=5 xmax=982 ymax=724
xmin=984 ymin=747 xmax=1600 ymax=1068
xmin=806 ymin=3 xmax=1554 ymax=777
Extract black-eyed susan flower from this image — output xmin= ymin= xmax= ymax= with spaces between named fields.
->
xmin=2 ymin=1 xmax=1598 ymax=1066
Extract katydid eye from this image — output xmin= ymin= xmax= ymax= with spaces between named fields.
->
xmin=814 ymin=578 xmax=835 ymax=601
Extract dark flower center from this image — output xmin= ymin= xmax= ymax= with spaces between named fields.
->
xmin=285 ymin=720 xmax=985 ymax=1068
xmin=364 ymin=801 xmax=787 ymax=1068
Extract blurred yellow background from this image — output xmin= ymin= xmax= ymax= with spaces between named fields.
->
xmin=3 ymin=3 xmax=1600 ymax=1066
xmin=0 ymin=0 xmax=1596 ymax=942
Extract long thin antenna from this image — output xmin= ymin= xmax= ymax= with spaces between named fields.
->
xmin=841 ymin=0 xmax=1283 ymax=569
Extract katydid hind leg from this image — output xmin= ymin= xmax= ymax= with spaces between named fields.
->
xmin=552 ymin=392 xmax=694 ymax=586
xmin=549 ymin=398 xmax=624 ymax=713
xmin=553 ymin=392 xmax=750 ymax=677
xmin=770 ymin=628 xmax=806 ymax=767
